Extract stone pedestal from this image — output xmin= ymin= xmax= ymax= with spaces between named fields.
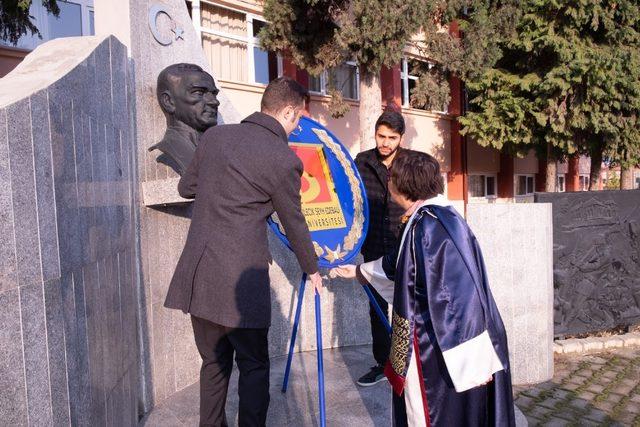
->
xmin=467 ymin=204 xmax=555 ymax=385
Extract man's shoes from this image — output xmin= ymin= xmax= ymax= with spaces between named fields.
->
xmin=357 ymin=365 xmax=387 ymax=387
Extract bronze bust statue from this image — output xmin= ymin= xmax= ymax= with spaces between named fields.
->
xmin=149 ymin=63 xmax=220 ymax=175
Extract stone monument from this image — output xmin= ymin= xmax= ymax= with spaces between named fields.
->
xmin=94 ymin=0 xmax=371 ymax=413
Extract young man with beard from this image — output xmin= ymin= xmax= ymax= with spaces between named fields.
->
xmin=353 ymin=110 xmax=406 ymax=386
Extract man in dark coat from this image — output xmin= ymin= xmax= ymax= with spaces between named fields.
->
xmin=164 ymin=77 xmax=322 ymax=426
xmin=353 ymin=111 xmax=406 ymax=386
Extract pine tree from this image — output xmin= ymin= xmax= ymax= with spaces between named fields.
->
xmin=1 ymin=1 xmax=60 ymax=45
xmin=260 ymin=0 xmax=437 ymax=150
xmin=458 ymin=0 xmax=640 ymax=191
xmin=409 ymin=1 xmax=521 ymax=112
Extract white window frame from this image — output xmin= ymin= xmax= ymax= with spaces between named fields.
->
xmin=515 ymin=174 xmax=535 ymax=196
xmin=308 ymin=60 xmax=360 ymax=101
xmin=400 ymin=57 xmax=420 ymax=108
xmin=400 ymin=56 xmax=447 ymax=113
xmin=578 ymin=174 xmax=590 ymax=191
xmin=1 ymin=0 xmax=94 ymax=50
xmin=49 ymin=0 xmax=94 ymax=38
xmin=557 ymin=174 xmax=566 ymax=192
xmin=467 ymin=174 xmax=497 ymax=199
xmin=191 ymin=0 xmax=282 ymax=85
xmin=308 ymin=72 xmax=328 ymax=95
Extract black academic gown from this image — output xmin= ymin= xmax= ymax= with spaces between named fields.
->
xmin=358 ymin=197 xmax=515 ymax=427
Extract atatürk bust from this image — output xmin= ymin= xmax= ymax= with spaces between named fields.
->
xmin=149 ymin=63 xmax=220 ymax=175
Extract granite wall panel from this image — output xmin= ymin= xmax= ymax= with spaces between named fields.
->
xmin=60 ymin=272 xmax=82 ymax=426
xmin=48 ymin=97 xmax=80 ymax=273
xmin=120 ymin=250 xmax=138 ymax=369
xmin=20 ymin=283 xmax=54 ymax=426
xmin=30 ymin=91 xmax=60 ymax=283
xmin=72 ymin=270 xmax=92 ymax=426
xmin=43 ymin=279 xmax=71 ymax=426
xmin=104 ymin=122 xmax=117 ymax=253
xmin=0 ymin=36 xmax=140 ymax=426
xmin=74 ymin=111 xmax=91 ymax=266
xmin=7 ymin=99 xmax=43 ymax=288
xmin=110 ymin=38 xmax=129 ymax=129
xmin=0 ymin=109 xmax=18 ymax=293
xmin=84 ymin=262 xmax=107 ymax=425
xmin=103 ymin=255 xmax=123 ymax=393
xmin=0 ymin=289 xmax=28 ymax=425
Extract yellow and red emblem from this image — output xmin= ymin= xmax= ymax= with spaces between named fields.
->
xmin=290 ymin=143 xmax=347 ymax=232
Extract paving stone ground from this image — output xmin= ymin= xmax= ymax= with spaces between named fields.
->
xmin=514 ymin=347 xmax=640 ymax=426
xmin=141 ymin=345 xmax=640 ymax=426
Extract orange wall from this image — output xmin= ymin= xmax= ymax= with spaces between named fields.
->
xmin=0 ymin=46 xmax=29 ymax=78
xmin=402 ymin=108 xmax=451 ymax=172
xmin=514 ymin=150 xmax=539 ymax=174
xmin=467 ymin=139 xmax=500 ymax=174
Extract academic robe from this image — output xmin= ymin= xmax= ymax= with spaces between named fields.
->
xmin=358 ymin=196 xmax=516 ymax=427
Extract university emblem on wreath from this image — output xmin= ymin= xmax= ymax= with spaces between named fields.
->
xmin=268 ymin=116 xmax=369 ymax=268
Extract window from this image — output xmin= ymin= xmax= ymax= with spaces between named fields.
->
xmin=308 ymin=61 xmax=359 ymax=100
xmin=579 ymin=175 xmax=589 ymax=191
xmin=2 ymin=0 xmax=94 ymax=50
xmin=400 ymin=57 xmax=428 ymax=109
xmin=399 ymin=57 xmax=445 ymax=112
xmin=198 ymin=3 xmax=280 ymax=84
xmin=48 ymin=1 xmax=82 ymax=38
xmin=89 ymin=9 xmax=95 ymax=36
xmin=515 ymin=174 xmax=535 ymax=196
xmin=468 ymin=174 xmax=496 ymax=198
xmin=557 ymin=175 xmax=565 ymax=192
xmin=400 ymin=57 xmax=420 ymax=108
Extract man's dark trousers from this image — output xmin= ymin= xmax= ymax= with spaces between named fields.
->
xmin=191 ymin=315 xmax=270 ymax=427
xmin=365 ymin=266 xmax=391 ymax=366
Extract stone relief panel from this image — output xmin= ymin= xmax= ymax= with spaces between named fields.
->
xmin=536 ymin=191 xmax=640 ymax=336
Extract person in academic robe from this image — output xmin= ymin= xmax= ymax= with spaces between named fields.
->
xmin=332 ymin=149 xmax=516 ymax=426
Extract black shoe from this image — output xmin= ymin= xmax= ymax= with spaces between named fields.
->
xmin=357 ymin=365 xmax=387 ymax=387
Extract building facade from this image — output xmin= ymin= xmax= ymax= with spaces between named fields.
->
xmin=1 ymin=0 xmax=635 ymax=212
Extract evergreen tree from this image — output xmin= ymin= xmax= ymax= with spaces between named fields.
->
xmin=260 ymin=0 xmax=437 ymax=150
xmin=409 ymin=1 xmax=521 ymax=111
xmin=458 ymin=0 xmax=640 ymax=191
xmin=1 ymin=1 xmax=60 ymax=45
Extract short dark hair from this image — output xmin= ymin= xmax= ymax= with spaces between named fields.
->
xmin=157 ymin=63 xmax=205 ymax=99
xmin=375 ymin=110 xmax=405 ymax=135
xmin=390 ymin=150 xmax=444 ymax=201
xmin=261 ymin=77 xmax=309 ymax=114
